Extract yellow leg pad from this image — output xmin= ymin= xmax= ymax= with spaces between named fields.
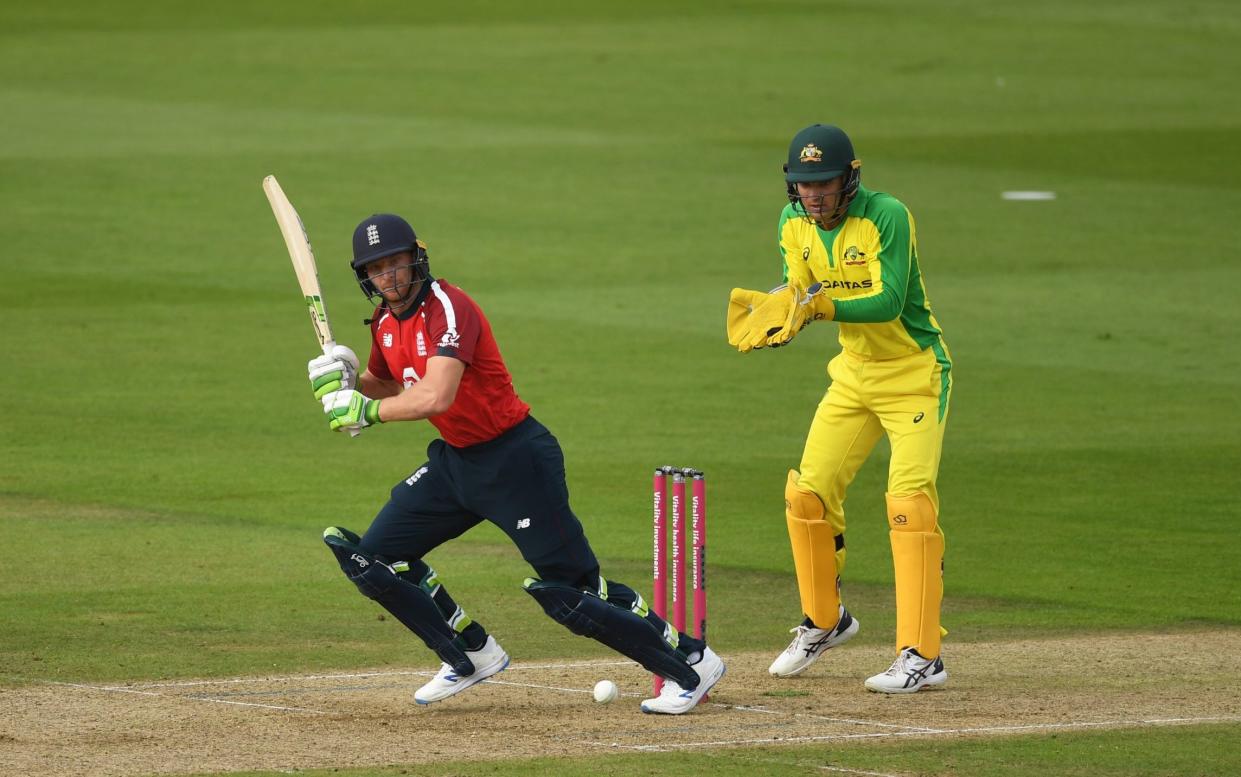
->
xmin=887 ymin=492 xmax=943 ymax=658
xmin=785 ymin=470 xmax=840 ymax=628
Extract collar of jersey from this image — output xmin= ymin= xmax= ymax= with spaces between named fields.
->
xmin=392 ymin=276 xmax=436 ymax=321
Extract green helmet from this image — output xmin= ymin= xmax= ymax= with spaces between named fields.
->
xmin=783 ymin=124 xmax=861 ymax=224
xmin=784 ymin=124 xmax=858 ymax=182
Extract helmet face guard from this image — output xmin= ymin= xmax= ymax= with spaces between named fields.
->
xmin=353 ymin=244 xmax=429 ymax=307
xmin=784 ymin=162 xmax=861 ymax=227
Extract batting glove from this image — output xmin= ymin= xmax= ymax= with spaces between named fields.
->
xmin=308 ymin=344 xmax=360 ymax=400
xmin=323 ymin=390 xmax=382 ymax=432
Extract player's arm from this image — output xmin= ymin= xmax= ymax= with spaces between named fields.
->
xmin=359 ymin=370 xmax=401 ymax=399
xmin=376 ymin=356 xmax=465 ymax=422
xmin=829 ymin=203 xmax=913 ymax=323
xmin=323 ymin=357 xmax=463 ymax=432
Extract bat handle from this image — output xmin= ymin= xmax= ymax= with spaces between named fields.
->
xmin=323 ymin=340 xmax=363 ymax=439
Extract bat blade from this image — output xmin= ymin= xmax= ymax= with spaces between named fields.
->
xmin=264 ymin=175 xmax=360 ymax=437
xmin=263 ymin=175 xmax=335 ymax=350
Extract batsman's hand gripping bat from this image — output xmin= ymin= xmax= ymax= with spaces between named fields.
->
xmin=262 ymin=175 xmax=361 ymax=437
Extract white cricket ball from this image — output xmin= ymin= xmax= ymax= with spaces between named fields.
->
xmin=593 ymin=679 xmax=618 ymax=704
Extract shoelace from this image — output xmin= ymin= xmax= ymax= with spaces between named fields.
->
xmin=785 ymin=625 xmax=812 ymax=651
xmin=884 ymin=654 xmax=908 ymax=675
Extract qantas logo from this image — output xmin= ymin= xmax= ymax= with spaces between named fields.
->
xmin=819 ymin=279 xmax=873 ymax=290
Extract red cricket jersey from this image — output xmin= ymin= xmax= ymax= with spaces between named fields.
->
xmin=366 ymin=279 xmax=530 ymax=448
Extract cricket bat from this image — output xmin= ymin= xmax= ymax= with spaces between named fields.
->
xmin=262 ymin=175 xmax=360 ymax=436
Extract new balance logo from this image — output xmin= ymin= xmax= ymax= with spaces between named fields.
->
xmin=516 ymin=518 xmax=531 ymax=529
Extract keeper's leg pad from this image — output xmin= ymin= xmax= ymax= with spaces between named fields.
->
xmin=322 ymin=527 xmax=474 ymax=677
xmin=785 ymin=470 xmax=842 ymax=629
xmin=523 ymin=577 xmax=700 ymax=689
xmin=885 ymin=494 xmax=944 ymax=659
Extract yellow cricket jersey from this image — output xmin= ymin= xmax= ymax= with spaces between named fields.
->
xmin=779 ymin=185 xmax=949 ymax=363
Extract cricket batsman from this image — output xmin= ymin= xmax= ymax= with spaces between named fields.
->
xmin=308 ymin=213 xmax=724 ymax=713
xmin=726 ymin=124 xmax=953 ymax=693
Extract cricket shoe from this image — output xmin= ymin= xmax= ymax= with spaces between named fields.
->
xmin=768 ymin=606 xmax=859 ymax=677
xmin=864 ymin=647 xmax=947 ymax=694
xmin=414 ymin=635 xmax=510 ymax=705
xmin=640 ymin=646 xmax=726 ymax=715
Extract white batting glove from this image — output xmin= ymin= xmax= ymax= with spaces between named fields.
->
xmin=308 ymin=344 xmax=359 ymax=400
xmin=322 ymin=389 xmax=382 ymax=433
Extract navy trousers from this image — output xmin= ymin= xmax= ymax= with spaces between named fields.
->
xmin=361 ymin=415 xmax=600 ymax=586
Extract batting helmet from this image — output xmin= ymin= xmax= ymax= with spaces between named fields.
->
xmin=350 ymin=213 xmax=430 ymax=301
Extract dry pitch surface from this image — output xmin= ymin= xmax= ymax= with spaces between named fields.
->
xmin=4 ymin=631 xmax=1239 ymax=776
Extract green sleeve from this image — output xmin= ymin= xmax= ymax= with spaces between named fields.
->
xmin=778 ymin=205 xmax=791 ymax=284
xmin=832 ymin=200 xmax=911 ymax=323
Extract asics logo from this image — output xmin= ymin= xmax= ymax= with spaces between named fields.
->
xmin=804 ymin=636 xmax=831 ymax=655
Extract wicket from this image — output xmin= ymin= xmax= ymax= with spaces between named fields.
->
xmin=651 ymin=466 xmax=707 ymax=694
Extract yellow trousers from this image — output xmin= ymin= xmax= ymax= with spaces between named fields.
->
xmin=797 ymin=345 xmax=952 ymax=657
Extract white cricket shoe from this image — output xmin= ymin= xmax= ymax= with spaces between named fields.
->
xmin=640 ymin=646 xmax=726 ymax=715
xmin=864 ymin=647 xmax=947 ymax=694
xmin=768 ymin=606 xmax=859 ymax=677
xmin=414 ymin=635 xmax=510 ymax=705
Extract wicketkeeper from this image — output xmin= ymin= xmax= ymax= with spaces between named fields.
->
xmin=309 ymin=213 xmax=724 ymax=713
xmin=726 ymin=124 xmax=953 ymax=693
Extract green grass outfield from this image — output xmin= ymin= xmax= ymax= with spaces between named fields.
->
xmin=2 ymin=0 xmax=1239 ymax=774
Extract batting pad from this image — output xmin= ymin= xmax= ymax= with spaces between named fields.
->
xmin=886 ymin=492 xmax=944 ymax=659
xmin=785 ymin=470 xmax=841 ymax=629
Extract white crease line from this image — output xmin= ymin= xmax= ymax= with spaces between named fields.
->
xmin=481 ymin=678 xmax=592 ymax=695
xmin=44 ymin=681 xmax=326 ymax=715
xmin=590 ymin=714 xmax=1241 ymax=750
xmin=820 ymin=766 xmax=899 ymax=777
xmin=116 ymin=659 xmax=638 ymax=689
xmin=481 ymin=677 xmax=648 ymax=699
xmin=727 ymin=704 xmax=941 ymax=732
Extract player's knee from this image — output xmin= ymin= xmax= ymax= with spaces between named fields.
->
xmin=886 ymin=492 xmax=937 ymax=532
xmin=785 ymin=469 xmax=826 ymax=523
xmin=523 ymin=577 xmax=600 ymax=637
xmin=323 ymin=525 xmax=406 ymax=600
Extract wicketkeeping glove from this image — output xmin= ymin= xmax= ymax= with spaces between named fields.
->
xmin=765 ymin=282 xmax=835 ymax=348
xmin=727 ymin=286 xmax=799 ymax=353
xmin=726 ymin=288 xmax=769 ymax=348
xmin=323 ymin=390 xmax=382 ymax=432
xmin=308 ymin=344 xmax=360 ymax=400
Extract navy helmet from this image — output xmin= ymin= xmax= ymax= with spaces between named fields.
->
xmin=350 ymin=213 xmax=429 ymax=301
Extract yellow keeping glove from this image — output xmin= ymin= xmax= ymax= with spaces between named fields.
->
xmin=765 ymin=282 xmax=836 ymax=348
xmin=728 ymin=286 xmax=799 ymax=353
xmin=726 ymin=288 xmax=769 ymax=349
